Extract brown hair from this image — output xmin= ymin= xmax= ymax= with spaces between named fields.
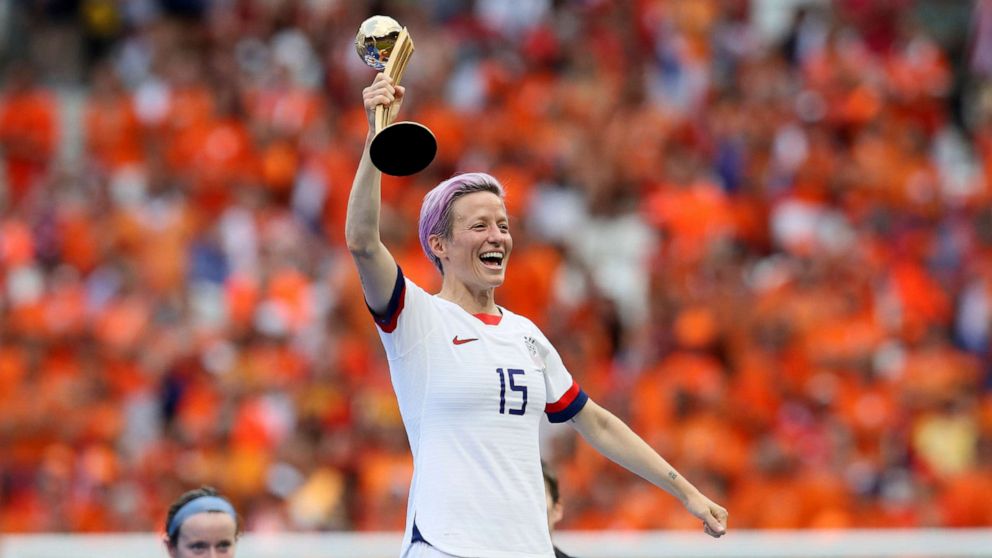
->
xmin=164 ymin=486 xmax=243 ymax=547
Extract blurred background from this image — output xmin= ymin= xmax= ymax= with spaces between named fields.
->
xmin=0 ymin=0 xmax=991 ymax=541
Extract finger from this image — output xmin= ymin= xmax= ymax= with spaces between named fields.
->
xmin=716 ymin=506 xmax=729 ymax=525
xmin=369 ymin=91 xmax=395 ymax=103
xmin=394 ymin=85 xmax=405 ymax=99
xmin=704 ymin=521 xmax=724 ymax=538
xmin=366 ymin=83 xmax=395 ymax=100
xmin=365 ymin=80 xmax=395 ymax=94
xmin=372 ymin=73 xmax=393 ymax=86
xmin=703 ymin=511 xmax=726 ymax=537
xmin=364 ymin=93 xmax=395 ymax=108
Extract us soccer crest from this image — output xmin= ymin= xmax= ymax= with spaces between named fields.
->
xmin=524 ymin=336 xmax=539 ymax=359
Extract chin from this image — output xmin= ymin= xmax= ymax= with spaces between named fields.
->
xmin=482 ymin=273 xmax=506 ymax=289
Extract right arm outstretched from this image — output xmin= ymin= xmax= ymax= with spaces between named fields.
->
xmin=346 ymin=74 xmax=403 ymax=313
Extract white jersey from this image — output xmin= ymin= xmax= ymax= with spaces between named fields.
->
xmin=369 ymin=268 xmax=588 ymax=558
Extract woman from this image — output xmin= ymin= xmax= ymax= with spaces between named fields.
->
xmin=346 ymin=73 xmax=728 ymax=558
xmin=163 ymin=486 xmax=241 ymax=558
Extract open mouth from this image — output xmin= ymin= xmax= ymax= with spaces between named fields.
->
xmin=479 ymin=251 xmax=505 ymax=269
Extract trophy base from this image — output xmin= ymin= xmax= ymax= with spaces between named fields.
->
xmin=370 ymin=121 xmax=437 ymax=176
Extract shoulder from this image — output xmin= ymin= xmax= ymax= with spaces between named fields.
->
xmin=498 ymin=306 xmax=540 ymax=333
xmin=400 ymin=274 xmax=438 ymax=306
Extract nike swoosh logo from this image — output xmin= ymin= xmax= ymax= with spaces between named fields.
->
xmin=452 ymin=336 xmax=479 ymax=345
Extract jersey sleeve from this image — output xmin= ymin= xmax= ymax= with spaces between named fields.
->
xmin=367 ymin=265 xmax=438 ymax=360
xmin=531 ymin=328 xmax=588 ymax=423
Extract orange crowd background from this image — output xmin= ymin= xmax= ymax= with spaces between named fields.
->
xmin=1 ymin=0 xmax=991 ymax=534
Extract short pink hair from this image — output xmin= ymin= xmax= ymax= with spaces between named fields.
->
xmin=418 ymin=173 xmax=505 ymax=273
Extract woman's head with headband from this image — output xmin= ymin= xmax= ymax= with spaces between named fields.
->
xmin=163 ymin=486 xmax=242 ymax=557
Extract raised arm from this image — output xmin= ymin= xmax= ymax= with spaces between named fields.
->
xmin=570 ymin=399 xmax=729 ymax=538
xmin=345 ymin=74 xmax=402 ymax=313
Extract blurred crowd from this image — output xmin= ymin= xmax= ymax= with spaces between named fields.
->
xmin=1 ymin=0 xmax=992 ymax=534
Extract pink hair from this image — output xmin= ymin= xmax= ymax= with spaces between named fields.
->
xmin=418 ymin=173 xmax=505 ymax=273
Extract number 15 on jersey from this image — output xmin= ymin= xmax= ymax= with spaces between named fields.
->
xmin=496 ymin=368 xmax=527 ymax=415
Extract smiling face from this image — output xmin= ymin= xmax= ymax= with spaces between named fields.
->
xmin=430 ymin=191 xmax=512 ymax=291
xmin=166 ymin=512 xmax=238 ymax=558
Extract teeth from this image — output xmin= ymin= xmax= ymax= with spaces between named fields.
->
xmin=480 ymin=251 xmax=504 ymax=267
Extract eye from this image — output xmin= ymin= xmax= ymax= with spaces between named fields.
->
xmin=499 ymin=223 xmax=509 ymax=232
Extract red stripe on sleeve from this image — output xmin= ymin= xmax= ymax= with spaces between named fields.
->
xmin=545 ymin=380 xmax=580 ymax=413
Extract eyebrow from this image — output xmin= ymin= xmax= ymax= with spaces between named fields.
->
xmin=187 ymin=538 xmax=234 ymax=546
xmin=463 ymin=212 xmax=508 ymax=221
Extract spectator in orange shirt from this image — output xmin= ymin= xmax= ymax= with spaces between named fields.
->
xmin=84 ymin=62 xmax=143 ymax=174
xmin=0 ymin=62 xmax=57 ymax=203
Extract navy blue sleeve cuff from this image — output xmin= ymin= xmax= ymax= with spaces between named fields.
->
xmin=546 ymin=389 xmax=589 ymax=423
xmin=367 ymin=265 xmax=405 ymax=333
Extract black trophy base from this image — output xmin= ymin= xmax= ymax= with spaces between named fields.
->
xmin=370 ymin=121 xmax=437 ymax=176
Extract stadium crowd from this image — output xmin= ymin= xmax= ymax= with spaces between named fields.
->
xmin=1 ymin=0 xmax=991 ymax=534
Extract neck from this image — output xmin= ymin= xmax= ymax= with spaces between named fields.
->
xmin=438 ymin=275 xmax=498 ymax=314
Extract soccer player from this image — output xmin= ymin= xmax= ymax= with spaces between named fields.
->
xmin=347 ymin=73 xmax=728 ymax=558
xmin=163 ymin=486 xmax=241 ymax=558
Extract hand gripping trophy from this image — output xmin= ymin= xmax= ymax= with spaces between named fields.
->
xmin=356 ymin=16 xmax=437 ymax=176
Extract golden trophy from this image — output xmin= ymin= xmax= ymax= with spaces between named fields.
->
xmin=356 ymin=15 xmax=437 ymax=176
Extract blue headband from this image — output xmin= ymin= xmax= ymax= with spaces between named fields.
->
xmin=168 ymin=496 xmax=237 ymax=539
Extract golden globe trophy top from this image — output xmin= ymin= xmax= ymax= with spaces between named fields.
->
xmin=356 ymin=16 xmax=437 ymax=176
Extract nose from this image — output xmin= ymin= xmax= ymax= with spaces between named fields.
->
xmin=487 ymin=223 xmax=505 ymax=241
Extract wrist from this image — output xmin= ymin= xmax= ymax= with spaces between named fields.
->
xmin=674 ymin=478 xmax=701 ymax=505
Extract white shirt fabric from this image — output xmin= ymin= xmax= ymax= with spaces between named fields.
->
xmin=370 ymin=269 xmax=588 ymax=558
xmin=403 ymin=542 xmax=460 ymax=558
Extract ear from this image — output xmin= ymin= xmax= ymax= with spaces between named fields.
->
xmin=550 ymin=501 xmax=564 ymax=529
xmin=428 ymin=234 xmax=446 ymax=261
xmin=163 ymin=535 xmax=177 ymax=558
